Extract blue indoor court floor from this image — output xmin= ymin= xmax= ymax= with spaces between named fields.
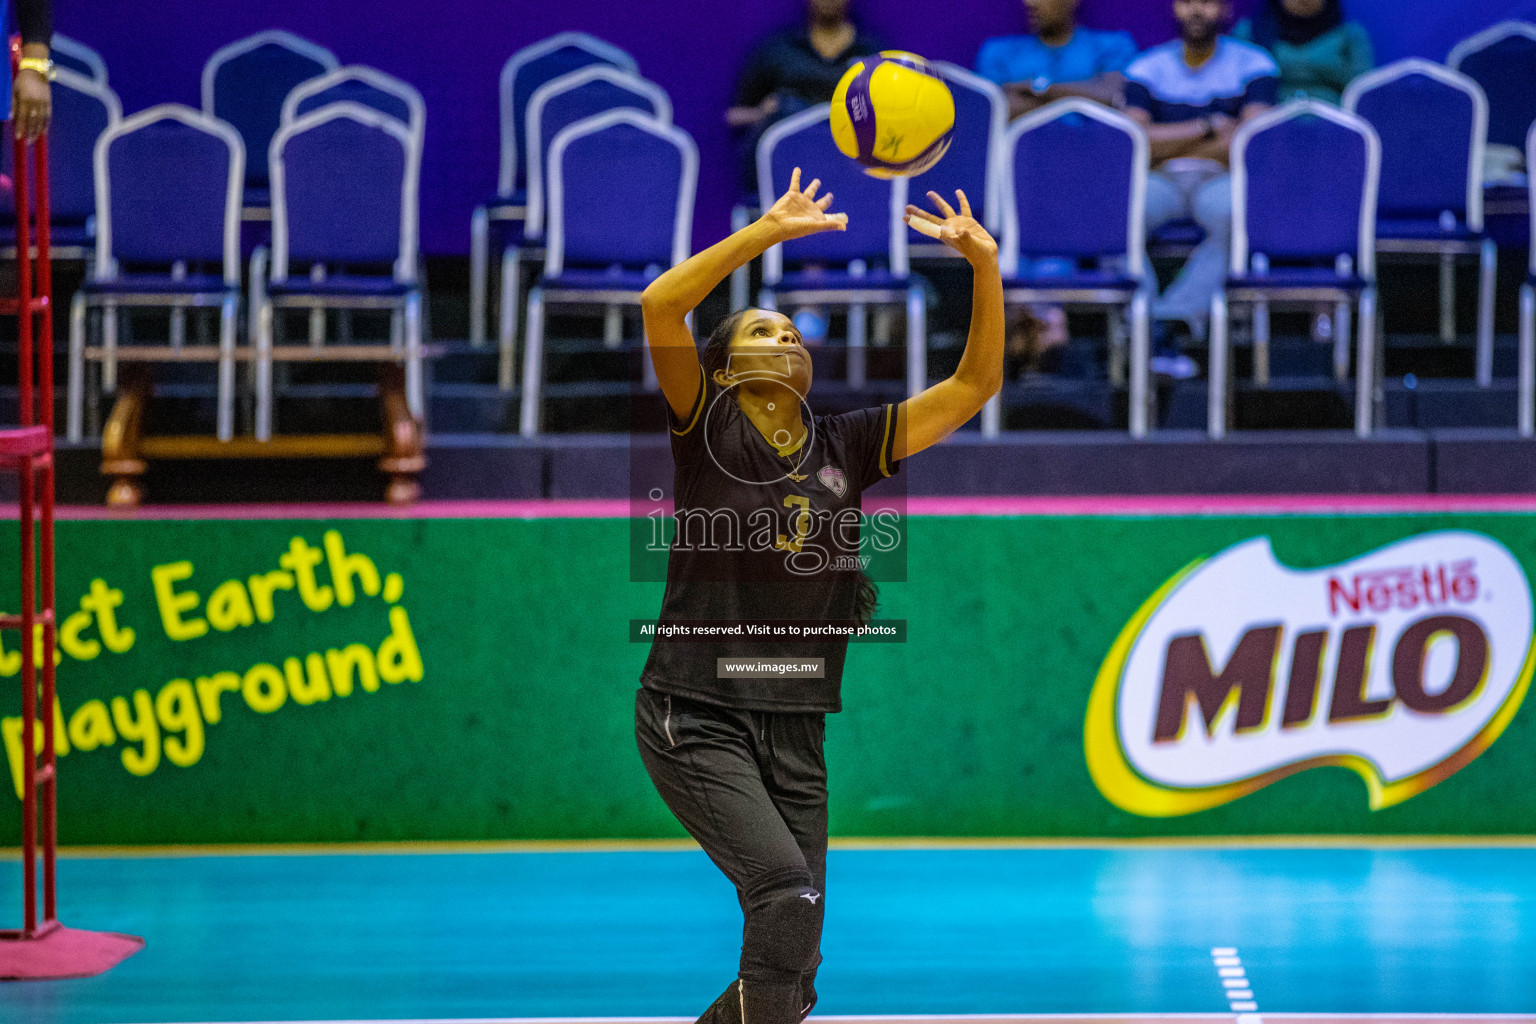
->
xmin=1 ymin=842 xmax=1533 ymax=1024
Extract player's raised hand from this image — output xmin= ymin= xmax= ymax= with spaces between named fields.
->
xmin=906 ymin=190 xmax=997 ymax=265
xmin=764 ymin=167 xmax=848 ymax=242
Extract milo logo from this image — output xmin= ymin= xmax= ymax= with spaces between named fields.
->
xmin=1086 ymin=532 xmax=1534 ymax=817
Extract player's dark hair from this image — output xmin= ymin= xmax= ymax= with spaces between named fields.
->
xmin=852 ymin=571 xmax=880 ymax=627
xmin=702 ymin=308 xmax=752 ymax=386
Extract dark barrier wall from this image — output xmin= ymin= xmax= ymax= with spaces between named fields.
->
xmin=59 ymin=0 xmax=1536 ymax=255
xmin=2 ymin=512 xmax=1533 ymax=844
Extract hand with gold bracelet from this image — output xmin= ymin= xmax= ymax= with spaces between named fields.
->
xmin=14 ymin=42 xmax=51 ymax=142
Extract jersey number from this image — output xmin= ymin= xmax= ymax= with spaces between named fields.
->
xmin=774 ymin=494 xmax=812 ymax=553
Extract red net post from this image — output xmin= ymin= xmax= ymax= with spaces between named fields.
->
xmin=28 ymin=132 xmax=56 ymax=930
xmin=9 ymin=41 xmax=41 ymax=938
xmin=0 ymin=38 xmax=137 ymax=979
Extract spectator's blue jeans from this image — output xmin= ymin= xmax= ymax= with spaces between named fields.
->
xmin=1143 ymin=169 xmax=1232 ymax=335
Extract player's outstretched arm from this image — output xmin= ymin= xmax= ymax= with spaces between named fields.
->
xmin=641 ymin=168 xmax=848 ymax=419
xmin=892 ymin=190 xmax=1003 ymax=460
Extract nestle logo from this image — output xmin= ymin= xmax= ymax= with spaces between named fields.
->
xmin=1326 ymin=561 xmax=1478 ymax=616
xmin=1086 ymin=533 xmax=1532 ymax=818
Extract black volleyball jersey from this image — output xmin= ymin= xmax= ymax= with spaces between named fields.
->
xmin=640 ymin=365 xmax=901 ymax=713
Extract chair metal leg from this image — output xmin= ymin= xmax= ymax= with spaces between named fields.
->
xmin=846 ymin=260 xmax=868 ymax=389
xmin=404 ymin=290 xmax=424 ymax=422
xmin=1107 ymin=307 xmax=1127 ymax=388
xmin=1208 ymin=291 xmax=1228 ymax=439
xmin=1439 ymin=252 xmax=1456 ymax=343
xmin=1253 ymin=299 xmax=1270 ymax=387
xmin=103 ymin=299 xmax=118 ymax=394
xmin=1356 ymin=286 xmax=1377 ymax=439
xmin=604 ymin=305 xmax=623 ymax=349
xmin=872 ymin=307 xmax=893 ymax=347
xmin=976 ymin=300 xmax=1001 ymax=436
xmin=980 ymin=393 xmax=1001 ymax=438
xmin=1477 ymin=238 xmax=1497 ymax=388
xmin=1520 ymin=283 xmax=1534 ymax=438
xmin=256 ymin=300 xmax=274 ymax=442
xmin=520 ymin=286 xmax=546 ymax=438
xmin=248 ymin=247 xmax=267 ymax=356
xmin=1129 ymin=290 xmax=1150 ymax=439
xmin=730 ymin=205 xmax=751 ymax=313
xmin=847 ymin=303 xmax=867 ymax=390
xmin=415 ymin=257 xmax=432 ymax=347
xmin=391 ymin=310 xmax=404 ymax=354
xmin=67 ymin=292 xmax=86 ymax=442
xmin=905 ymin=284 xmax=925 ymax=400
xmin=1375 ymin=295 xmax=1387 ymax=431
xmin=642 ymin=338 xmax=659 ymax=393
xmin=217 ymin=293 xmax=237 ymax=441
xmin=470 ymin=205 xmax=489 ymax=346
xmin=309 ymin=264 xmax=327 ymax=348
xmin=1333 ymin=299 xmax=1352 ymax=382
xmin=498 ymin=245 xmax=522 ymax=392
xmin=170 ymin=260 xmax=187 ymax=351
xmin=641 ymin=302 xmax=663 ymax=393
xmin=757 ymin=288 xmax=778 ymax=313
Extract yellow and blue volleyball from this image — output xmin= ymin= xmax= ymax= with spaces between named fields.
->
xmin=830 ymin=51 xmax=955 ymax=179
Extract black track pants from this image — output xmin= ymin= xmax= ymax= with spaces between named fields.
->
xmin=635 ymin=687 xmax=827 ymax=1022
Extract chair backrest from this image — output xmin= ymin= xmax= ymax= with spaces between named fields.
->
xmin=525 ymin=66 xmax=671 ymax=239
xmin=282 ymin=64 xmax=426 ymax=152
xmin=906 ymin=61 xmax=1006 ymax=238
xmin=498 ymin=32 xmax=637 ymax=198
xmin=2 ymin=68 xmax=120 ymax=222
xmin=94 ymin=104 xmax=243 ymax=283
xmin=270 ymin=102 xmax=418 ymax=283
xmin=51 ymin=33 xmax=106 ymax=83
xmin=1343 ymin=59 xmax=1486 ymax=230
xmin=999 ymin=99 xmax=1147 ymax=278
xmin=202 ymin=30 xmax=338 ymax=188
xmin=1449 ymin=21 xmax=1536 ymax=150
xmin=757 ymin=104 xmax=908 ymax=285
xmin=1528 ymin=120 xmax=1536 ymax=275
xmin=544 ymin=110 xmax=695 ymax=278
xmin=1231 ymin=100 xmax=1379 ymax=275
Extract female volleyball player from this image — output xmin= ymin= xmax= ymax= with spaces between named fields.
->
xmin=637 ymin=169 xmax=1003 ymax=1024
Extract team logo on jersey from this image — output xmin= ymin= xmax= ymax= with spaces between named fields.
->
xmin=817 ymin=465 xmax=848 ymax=498
xmin=1085 ymin=531 xmax=1535 ymax=817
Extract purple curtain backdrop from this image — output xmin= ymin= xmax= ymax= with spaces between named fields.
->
xmin=56 ymin=0 xmax=1534 ymax=257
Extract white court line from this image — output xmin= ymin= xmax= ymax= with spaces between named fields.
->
xmin=14 ymin=834 xmax=1536 ymax=861
xmin=1211 ymin=946 xmax=1261 ymax=1024
xmin=98 ymin=1015 xmax=1536 ymax=1024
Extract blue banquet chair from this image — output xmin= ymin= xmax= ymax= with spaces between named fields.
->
xmin=756 ymin=105 xmax=919 ymax=397
xmin=67 ymin=104 xmax=244 ymax=442
xmin=256 ymin=102 xmax=423 ymax=440
xmin=201 ymin=29 xmax=337 ymax=221
xmin=519 ymin=110 xmax=696 ymax=438
xmin=469 ymin=32 xmax=637 ymax=347
xmin=1344 ymin=59 xmax=1494 ymax=381
xmin=1212 ymin=101 xmax=1380 ymax=438
xmin=998 ymin=99 xmax=1152 ymax=437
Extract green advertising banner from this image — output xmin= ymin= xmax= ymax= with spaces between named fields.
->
xmin=1 ymin=510 xmax=1533 ymax=845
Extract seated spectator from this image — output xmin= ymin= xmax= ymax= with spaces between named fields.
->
xmin=975 ymin=0 xmax=1139 ymax=120
xmin=1235 ymin=0 xmax=1373 ymax=104
xmin=729 ymin=0 xmax=883 ymax=344
xmin=1125 ymin=0 xmax=1277 ymax=378
xmin=728 ymin=0 xmax=882 ymax=176
xmin=976 ymin=0 xmax=1132 ymax=363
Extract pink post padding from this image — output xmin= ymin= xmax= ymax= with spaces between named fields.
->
xmin=0 ymin=925 xmax=146 ymax=980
